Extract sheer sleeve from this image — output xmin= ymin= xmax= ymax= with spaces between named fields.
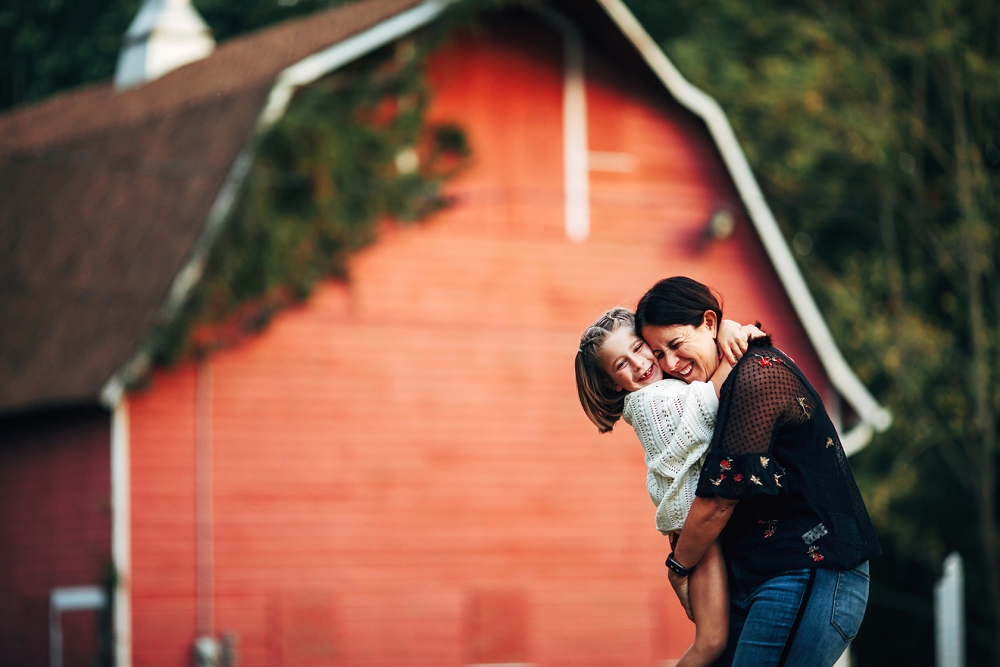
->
xmin=696 ymin=349 xmax=813 ymax=500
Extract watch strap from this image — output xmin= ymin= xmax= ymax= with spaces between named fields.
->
xmin=665 ymin=552 xmax=694 ymax=577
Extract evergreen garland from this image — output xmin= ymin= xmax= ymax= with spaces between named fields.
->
xmin=150 ymin=35 xmax=469 ymax=366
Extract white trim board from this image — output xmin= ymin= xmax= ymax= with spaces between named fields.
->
xmin=100 ymin=0 xmax=890 ymax=453
xmin=111 ymin=400 xmax=132 ymax=667
xmin=534 ymin=5 xmax=590 ymax=242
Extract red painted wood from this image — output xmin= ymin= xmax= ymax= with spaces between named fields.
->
xmin=128 ymin=367 xmax=199 ymax=667
xmin=0 ymin=408 xmax=110 ymax=667
xmin=128 ymin=16 xmax=835 ymax=667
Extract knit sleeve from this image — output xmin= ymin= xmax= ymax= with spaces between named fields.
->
xmin=696 ymin=348 xmax=813 ymax=500
xmin=623 ymin=380 xmax=719 ymax=533
xmin=624 ymin=380 xmax=717 ymax=470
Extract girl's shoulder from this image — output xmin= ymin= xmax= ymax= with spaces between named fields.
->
xmin=622 ymin=378 xmax=686 ymax=426
xmin=623 ymin=378 xmax=704 ymax=410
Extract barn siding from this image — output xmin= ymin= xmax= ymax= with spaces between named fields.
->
xmin=128 ymin=16 xmax=831 ymax=667
xmin=0 ymin=407 xmax=110 ymax=667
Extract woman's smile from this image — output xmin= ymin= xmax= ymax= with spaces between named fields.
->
xmin=639 ymin=311 xmax=721 ymax=384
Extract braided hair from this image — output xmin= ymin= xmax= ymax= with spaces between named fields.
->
xmin=575 ymin=307 xmax=635 ymax=433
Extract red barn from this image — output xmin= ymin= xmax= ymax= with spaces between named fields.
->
xmin=0 ymin=1 xmax=890 ymax=666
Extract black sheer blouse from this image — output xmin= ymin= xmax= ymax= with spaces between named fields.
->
xmin=695 ymin=337 xmax=880 ymax=583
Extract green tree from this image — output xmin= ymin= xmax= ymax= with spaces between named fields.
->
xmin=625 ymin=0 xmax=1000 ymax=663
xmin=0 ymin=0 xmax=343 ymax=111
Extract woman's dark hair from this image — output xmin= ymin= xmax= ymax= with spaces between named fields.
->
xmin=634 ymin=277 xmax=723 ymax=333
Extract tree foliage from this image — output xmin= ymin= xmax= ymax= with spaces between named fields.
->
xmin=151 ymin=38 xmax=469 ymax=363
xmin=0 ymin=0 xmax=354 ymax=111
xmin=624 ymin=0 xmax=1000 ymax=663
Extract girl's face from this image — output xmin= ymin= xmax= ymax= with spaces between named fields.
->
xmin=640 ymin=311 xmax=720 ymax=384
xmin=598 ymin=327 xmax=664 ymax=393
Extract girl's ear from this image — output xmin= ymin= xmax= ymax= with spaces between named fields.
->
xmin=601 ymin=375 xmax=624 ymax=394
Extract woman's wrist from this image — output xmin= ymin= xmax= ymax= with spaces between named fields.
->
xmin=665 ymin=551 xmax=695 ymax=577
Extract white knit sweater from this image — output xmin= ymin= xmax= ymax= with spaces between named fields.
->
xmin=622 ymin=379 xmax=718 ymax=534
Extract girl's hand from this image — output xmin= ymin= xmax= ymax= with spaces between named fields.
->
xmin=717 ymin=319 xmax=750 ymax=366
xmin=741 ymin=322 xmax=765 ymax=342
xmin=717 ymin=320 xmax=766 ymax=366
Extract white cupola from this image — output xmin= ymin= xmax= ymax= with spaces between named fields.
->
xmin=114 ymin=0 xmax=215 ymax=90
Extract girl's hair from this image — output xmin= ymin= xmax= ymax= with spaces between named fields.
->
xmin=634 ymin=276 xmax=723 ymax=332
xmin=575 ymin=307 xmax=635 ymax=434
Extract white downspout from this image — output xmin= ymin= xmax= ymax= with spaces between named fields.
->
xmin=195 ymin=360 xmax=215 ymax=639
xmin=534 ymin=6 xmax=590 ymax=243
xmin=111 ymin=400 xmax=132 ymax=667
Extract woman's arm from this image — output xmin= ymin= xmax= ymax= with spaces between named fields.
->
xmin=668 ymin=496 xmax=738 ymax=620
xmin=672 ymin=343 xmax=791 ymax=617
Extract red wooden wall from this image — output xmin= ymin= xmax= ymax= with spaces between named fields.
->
xmin=0 ymin=407 xmax=110 ymax=667
xmin=127 ymin=16 xmax=833 ymax=667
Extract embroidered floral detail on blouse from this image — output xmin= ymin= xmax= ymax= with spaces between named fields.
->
xmin=760 ymin=456 xmax=770 ymax=469
xmin=750 ymin=475 xmax=762 ymax=485
xmin=755 ymin=354 xmax=784 ymax=367
xmin=758 ymin=519 xmax=777 ymax=538
xmin=774 ymin=473 xmax=784 ymax=489
xmin=807 ymin=545 xmax=825 ymax=562
xmin=709 ymin=474 xmax=726 ymax=486
xmin=796 ymin=397 xmax=812 ymax=419
xmin=826 ymin=437 xmax=835 ymax=449
xmin=733 ymin=473 xmax=743 ymax=483
xmin=720 ymin=457 xmax=733 ymax=470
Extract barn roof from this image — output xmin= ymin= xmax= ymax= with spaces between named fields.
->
xmin=0 ymin=0 xmax=424 ymax=414
xmin=0 ymin=0 xmax=890 ymax=450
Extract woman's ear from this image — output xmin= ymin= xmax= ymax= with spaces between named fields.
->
xmin=702 ymin=310 xmax=719 ymax=335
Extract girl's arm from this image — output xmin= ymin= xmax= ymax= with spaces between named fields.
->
xmin=631 ymin=381 xmax=718 ymax=463
xmin=709 ymin=357 xmax=732 ymax=397
xmin=716 ymin=320 xmax=765 ymax=366
xmin=711 ymin=320 xmax=764 ymax=396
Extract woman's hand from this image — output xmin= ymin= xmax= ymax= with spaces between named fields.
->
xmin=668 ymin=570 xmax=695 ymax=621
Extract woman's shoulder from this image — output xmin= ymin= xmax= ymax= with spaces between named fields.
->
xmin=719 ymin=336 xmax=810 ymax=410
xmin=727 ymin=336 xmax=801 ymax=389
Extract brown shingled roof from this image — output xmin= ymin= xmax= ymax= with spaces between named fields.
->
xmin=0 ymin=0 xmax=424 ymax=414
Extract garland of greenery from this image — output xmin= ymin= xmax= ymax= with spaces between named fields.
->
xmin=150 ymin=32 xmax=469 ymax=366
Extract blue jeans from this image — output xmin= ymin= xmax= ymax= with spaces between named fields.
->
xmin=715 ymin=562 xmax=870 ymax=667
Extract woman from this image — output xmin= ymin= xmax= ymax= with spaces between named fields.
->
xmin=634 ymin=277 xmax=879 ymax=667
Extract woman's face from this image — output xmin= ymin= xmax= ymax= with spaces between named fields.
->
xmin=598 ymin=326 xmax=664 ymax=393
xmin=641 ymin=311 xmax=721 ymax=384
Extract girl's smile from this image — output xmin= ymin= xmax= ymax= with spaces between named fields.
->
xmin=597 ymin=327 xmax=664 ymax=393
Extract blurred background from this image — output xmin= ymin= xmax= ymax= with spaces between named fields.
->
xmin=0 ymin=0 xmax=998 ymax=666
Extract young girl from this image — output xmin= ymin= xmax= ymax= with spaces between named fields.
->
xmin=574 ymin=307 xmax=757 ymax=667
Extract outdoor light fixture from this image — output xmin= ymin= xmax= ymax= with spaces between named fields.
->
xmin=696 ymin=207 xmax=736 ymax=252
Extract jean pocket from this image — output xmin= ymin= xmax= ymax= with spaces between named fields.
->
xmin=831 ymin=561 xmax=870 ymax=641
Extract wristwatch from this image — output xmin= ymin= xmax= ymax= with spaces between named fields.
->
xmin=665 ymin=552 xmax=695 ymax=577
